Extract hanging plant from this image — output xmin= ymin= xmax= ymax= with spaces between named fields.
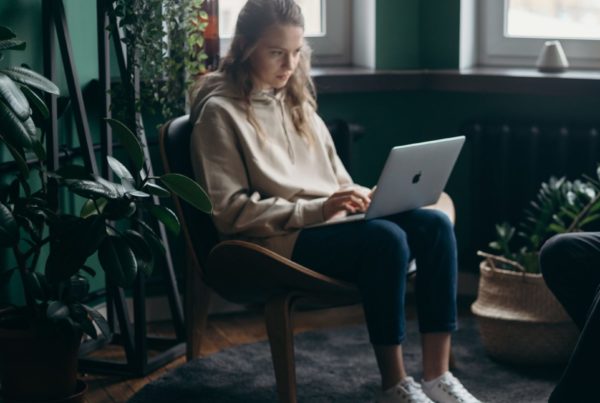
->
xmin=185 ymin=0 xmax=210 ymax=79
xmin=112 ymin=0 xmax=213 ymax=121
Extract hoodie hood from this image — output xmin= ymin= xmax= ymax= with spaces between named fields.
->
xmin=190 ymin=72 xmax=239 ymax=124
xmin=190 ymin=72 xmax=284 ymax=124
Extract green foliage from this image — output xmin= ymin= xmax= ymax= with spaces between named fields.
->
xmin=487 ymin=171 xmax=600 ymax=273
xmin=185 ymin=0 xmax=209 ymax=79
xmin=112 ymin=0 xmax=211 ymax=121
xmin=0 ymin=27 xmax=212 ymax=339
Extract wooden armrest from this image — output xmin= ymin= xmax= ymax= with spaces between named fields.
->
xmin=205 ymin=240 xmax=360 ymax=304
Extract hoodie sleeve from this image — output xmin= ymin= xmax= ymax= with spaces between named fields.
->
xmin=314 ymin=114 xmax=354 ymax=187
xmin=191 ymin=100 xmax=326 ymax=238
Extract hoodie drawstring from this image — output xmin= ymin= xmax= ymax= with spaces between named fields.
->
xmin=277 ymin=97 xmax=295 ymax=163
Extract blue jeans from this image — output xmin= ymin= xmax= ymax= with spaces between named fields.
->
xmin=291 ymin=209 xmax=458 ymax=345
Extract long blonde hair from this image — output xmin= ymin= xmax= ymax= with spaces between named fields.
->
xmin=219 ymin=0 xmax=317 ymax=142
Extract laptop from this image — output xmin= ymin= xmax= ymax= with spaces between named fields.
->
xmin=306 ymin=135 xmax=465 ymax=228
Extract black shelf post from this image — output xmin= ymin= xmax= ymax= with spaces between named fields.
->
xmin=41 ymin=0 xmax=187 ymax=377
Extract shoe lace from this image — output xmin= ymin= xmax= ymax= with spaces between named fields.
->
xmin=398 ymin=378 xmax=433 ymax=403
xmin=439 ymin=373 xmax=477 ymax=402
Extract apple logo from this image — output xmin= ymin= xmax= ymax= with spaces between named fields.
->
xmin=412 ymin=171 xmax=422 ymax=184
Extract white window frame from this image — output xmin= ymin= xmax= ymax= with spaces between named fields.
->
xmin=478 ymin=0 xmax=600 ymax=69
xmin=220 ymin=0 xmax=352 ymax=66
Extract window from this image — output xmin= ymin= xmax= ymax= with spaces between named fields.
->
xmin=479 ymin=0 xmax=600 ymax=69
xmin=219 ymin=0 xmax=351 ymax=65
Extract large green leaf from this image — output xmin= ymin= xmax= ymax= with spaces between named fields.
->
xmin=95 ymin=176 xmax=127 ymax=198
xmin=0 ymin=39 xmax=25 ymax=51
xmin=80 ymin=216 xmax=108 ymax=257
xmin=123 ymin=229 xmax=154 ymax=277
xmin=47 ymin=301 xmax=69 ymax=320
xmin=66 ymin=179 xmax=120 ymax=200
xmin=98 ymin=235 xmax=138 ymax=287
xmin=580 ymin=213 xmax=600 ymax=228
xmin=80 ymin=197 xmax=108 ymax=218
xmin=0 ymin=99 xmax=33 ymax=149
xmin=143 ymin=182 xmax=170 ymax=197
xmin=20 ymin=85 xmax=48 ymax=119
xmin=106 ymin=155 xmax=134 ymax=182
xmin=149 ymin=205 xmax=180 ymax=235
xmin=30 ymin=136 xmax=45 ymax=161
xmin=0 ymin=67 xmax=59 ymax=95
xmin=0 ymin=72 xmax=30 ymax=120
xmin=84 ymin=305 xmax=111 ymax=340
xmin=71 ymin=304 xmax=97 ymax=339
xmin=0 ymin=26 xmax=16 ymax=41
xmin=45 ymin=216 xmax=107 ymax=282
xmin=102 ymin=199 xmax=136 ymax=219
xmin=69 ymin=275 xmax=90 ymax=301
xmin=105 ymin=118 xmax=144 ymax=173
xmin=1 ymin=139 xmax=29 ymax=179
xmin=160 ymin=173 xmax=211 ymax=213
xmin=126 ymin=189 xmax=150 ymax=198
xmin=0 ymin=202 xmax=19 ymax=247
xmin=23 ymin=116 xmax=36 ymax=137
xmin=135 ymin=219 xmax=165 ymax=256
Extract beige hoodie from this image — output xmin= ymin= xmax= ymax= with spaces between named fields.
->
xmin=190 ymin=72 xmax=355 ymax=258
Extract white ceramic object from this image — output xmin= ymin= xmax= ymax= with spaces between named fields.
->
xmin=536 ymin=40 xmax=569 ymax=73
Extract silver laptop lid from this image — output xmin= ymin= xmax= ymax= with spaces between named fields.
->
xmin=365 ymin=135 xmax=465 ymax=219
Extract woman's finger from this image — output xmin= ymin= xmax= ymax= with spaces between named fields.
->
xmin=334 ymin=188 xmax=370 ymax=204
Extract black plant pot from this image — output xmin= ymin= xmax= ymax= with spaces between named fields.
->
xmin=0 ymin=322 xmax=83 ymax=402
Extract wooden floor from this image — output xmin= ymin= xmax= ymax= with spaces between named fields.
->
xmin=82 ymin=304 xmax=367 ymax=403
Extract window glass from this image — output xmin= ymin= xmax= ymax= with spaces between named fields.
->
xmin=219 ymin=0 xmax=323 ymax=38
xmin=478 ymin=0 xmax=600 ymax=69
xmin=506 ymin=0 xmax=600 ymax=40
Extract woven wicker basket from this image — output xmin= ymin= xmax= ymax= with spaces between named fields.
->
xmin=471 ymin=257 xmax=579 ymax=365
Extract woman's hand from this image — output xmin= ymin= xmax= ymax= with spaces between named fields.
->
xmin=322 ymin=186 xmax=371 ymax=221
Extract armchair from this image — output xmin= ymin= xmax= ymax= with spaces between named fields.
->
xmin=159 ymin=115 xmax=455 ymax=403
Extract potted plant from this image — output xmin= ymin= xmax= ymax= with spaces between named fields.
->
xmin=0 ymin=26 xmax=211 ymax=402
xmin=471 ymin=174 xmax=600 ymax=365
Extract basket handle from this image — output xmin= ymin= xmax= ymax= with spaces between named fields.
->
xmin=477 ymin=250 xmax=526 ymax=273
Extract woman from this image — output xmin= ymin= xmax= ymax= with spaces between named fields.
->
xmin=190 ymin=1 xmax=481 ymax=402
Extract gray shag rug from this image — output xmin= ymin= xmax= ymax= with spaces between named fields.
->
xmin=129 ymin=317 xmax=562 ymax=402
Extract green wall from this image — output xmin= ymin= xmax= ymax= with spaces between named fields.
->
xmin=376 ymin=0 xmax=460 ymax=69
xmin=376 ymin=1 xmax=420 ymax=69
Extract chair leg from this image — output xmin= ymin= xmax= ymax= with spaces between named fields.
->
xmin=265 ymin=294 xmax=298 ymax=403
xmin=185 ymin=254 xmax=211 ymax=361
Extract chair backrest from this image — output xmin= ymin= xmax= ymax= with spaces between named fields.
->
xmin=159 ymin=115 xmax=220 ymax=270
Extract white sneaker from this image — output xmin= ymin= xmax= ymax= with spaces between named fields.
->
xmin=421 ymin=372 xmax=481 ymax=403
xmin=376 ymin=377 xmax=435 ymax=403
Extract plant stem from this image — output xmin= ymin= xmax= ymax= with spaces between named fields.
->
xmin=22 ymin=236 xmax=51 ymax=261
xmin=93 ymin=198 xmax=102 ymax=214
xmin=566 ymin=192 xmax=600 ymax=232
xmin=12 ymin=245 xmax=36 ymax=314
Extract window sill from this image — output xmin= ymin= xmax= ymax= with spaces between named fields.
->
xmin=312 ymin=66 xmax=600 ymax=96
